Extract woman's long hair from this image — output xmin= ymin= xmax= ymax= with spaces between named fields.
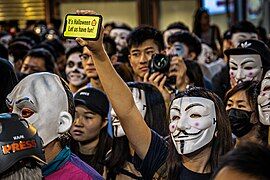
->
xmin=167 ymin=87 xmax=233 ymax=179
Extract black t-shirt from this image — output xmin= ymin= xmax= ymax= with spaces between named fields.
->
xmin=134 ymin=130 xmax=212 ymax=180
xmin=133 ymin=130 xmax=169 ymax=179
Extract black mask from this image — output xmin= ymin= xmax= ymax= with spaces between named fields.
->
xmin=227 ymin=108 xmax=253 ymax=138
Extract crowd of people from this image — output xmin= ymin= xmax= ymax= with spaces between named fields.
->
xmin=1 ymin=7 xmax=270 ymax=179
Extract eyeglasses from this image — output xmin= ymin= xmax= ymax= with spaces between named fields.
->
xmin=79 ymin=54 xmax=90 ymax=61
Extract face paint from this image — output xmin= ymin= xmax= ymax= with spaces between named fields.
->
xmin=6 ymin=73 xmax=71 ymax=146
xmin=112 ymin=88 xmax=147 ymax=137
xmin=231 ymin=32 xmax=258 ymax=47
xmin=109 ymin=28 xmax=130 ymax=52
xmin=258 ymin=70 xmax=270 ymax=125
xmin=163 ymin=29 xmax=182 ymax=48
xmin=65 ymin=52 xmax=88 ymax=86
xmin=169 ymin=97 xmax=216 ymax=155
xmin=229 ymin=54 xmax=262 ymax=84
xmin=166 ymin=42 xmax=189 ymax=58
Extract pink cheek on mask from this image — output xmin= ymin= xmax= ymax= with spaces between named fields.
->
xmin=169 ymin=124 xmax=176 ymax=133
xmin=195 ymin=122 xmax=199 ymax=127
xmin=248 ymin=72 xmax=253 ymax=77
xmin=230 ymin=72 xmax=234 ymax=77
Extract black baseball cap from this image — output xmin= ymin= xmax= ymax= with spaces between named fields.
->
xmin=0 ymin=113 xmax=46 ymax=174
xmin=224 ymin=39 xmax=270 ymax=69
xmin=74 ymin=87 xmax=109 ymax=118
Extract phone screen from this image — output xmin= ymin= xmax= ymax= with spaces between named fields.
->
xmin=62 ymin=14 xmax=103 ymax=40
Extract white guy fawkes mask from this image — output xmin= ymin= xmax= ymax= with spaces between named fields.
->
xmin=166 ymin=42 xmax=189 ymax=58
xmin=112 ymin=88 xmax=147 ymax=137
xmin=231 ymin=32 xmax=258 ymax=47
xmin=258 ymin=70 xmax=270 ymax=125
xmin=169 ymin=97 xmax=216 ymax=155
xmin=109 ymin=28 xmax=130 ymax=52
xmin=163 ymin=29 xmax=182 ymax=48
xmin=65 ymin=52 xmax=88 ymax=86
xmin=6 ymin=73 xmax=73 ymax=147
xmin=229 ymin=54 xmax=262 ymax=84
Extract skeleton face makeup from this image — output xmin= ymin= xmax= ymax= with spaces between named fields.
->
xmin=110 ymin=28 xmax=130 ymax=52
xmin=258 ymin=70 xmax=270 ymax=125
xmin=6 ymin=73 xmax=73 ymax=146
xmin=166 ymin=42 xmax=189 ymax=58
xmin=231 ymin=32 xmax=258 ymax=48
xmin=169 ymin=97 xmax=216 ymax=155
xmin=112 ymin=88 xmax=147 ymax=137
xmin=65 ymin=52 xmax=88 ymax=86
xmin=229 ymin=54 xmax=262 ymax=84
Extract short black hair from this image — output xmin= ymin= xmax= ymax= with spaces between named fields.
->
xmin=111 ymin=22 xmax=132 ymax=31
xmin=213 ymin=142 xmax=270 ymax=179
xmin=127 ymin=25 xmax=164 ymax=51
xmin=230 ymin=21 xmax=257 ymax=35
xmin=165 ymin=21 xmax=189 ymax=32
xmin=66 ymin=45 xmax=83 ymax=59
xmin=24 ymin=48 xmax=56 ymax=73
xmin=168 ymin=31 xmax=202 ymax=57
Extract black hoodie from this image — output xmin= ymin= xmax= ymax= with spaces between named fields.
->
xmin=0 ymin=58 xmax=18 ymax=113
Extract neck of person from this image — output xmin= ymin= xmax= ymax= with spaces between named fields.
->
xmin=90 ymin=77 xmax=104 ymax=91
xmin=79 ymin=137 xmax=99 ymax=155
xmin=44 ymin=140 xmax=63 ymax=163
xmin=236 ymin=127 xmax=258 ymax=146
xmin=134 ymin=74 xmax=143 ymax=82
xmin=69 ymin=83 xmax=83 ymax=93
xmin=182 ymin=146 xmax=212 ymax=174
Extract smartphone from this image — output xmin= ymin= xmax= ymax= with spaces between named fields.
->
xmin=62 ymin=14 xmax=103 ymax=40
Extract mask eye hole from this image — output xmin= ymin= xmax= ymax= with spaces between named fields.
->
xmin=21 ymin=108 xmax=34 ymax=118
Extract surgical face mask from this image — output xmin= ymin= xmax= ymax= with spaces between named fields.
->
xmin=163 ymin=29 xmax=182 ymax=48
xmin=169 ymin=97 xmax=216 ymax=155
xmin=166 ymin=42 xmax=189 ymax=59
xmin=112 ymin=88 xmax=147 ymax=137
xmin=65 ymin=52 xmax=88 ymax=86
xmin=229 ymin=54 xmax=262 ymax=84
xmin=231 ymin=32 xmax=258 ymax=47
xmin=110 ymin=28 xmax=130 ymax=52
xmin=258 ymin=70 xmax=270 ymax=125
xmin=227 ymin=108 xmax=253 ymax=138
xmin=6 ymin=73 xmax=72 ymax=146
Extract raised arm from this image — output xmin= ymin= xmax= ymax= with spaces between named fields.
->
xmin=75 ymin=10 xmax=151 ymax=159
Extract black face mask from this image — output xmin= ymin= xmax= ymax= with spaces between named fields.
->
xmin=227 ymin=108 xmax=253 ymax=138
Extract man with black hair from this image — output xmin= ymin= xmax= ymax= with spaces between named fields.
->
xmin=212 ymin=20 xmax=258 ymax=99
xmin=20 ymin=48 xmax=58 ymax=80
xmin=127 ymin=25 xmax=164 ymax=82
xmin=213 ymin=142 xmax=270 ymax=179
xmin=80 ymin=36 xmax=118 ymax=91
